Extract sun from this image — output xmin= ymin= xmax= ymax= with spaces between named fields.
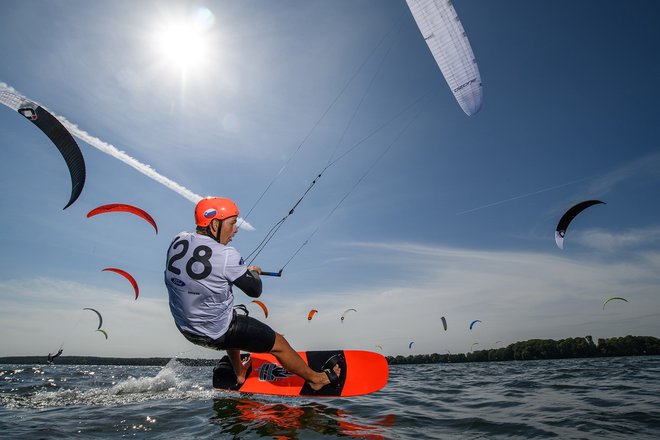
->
xmin=153 ymin=23 xmax=206 ymax=70
xmin=149 ymin=8 xmax=215 ymax=74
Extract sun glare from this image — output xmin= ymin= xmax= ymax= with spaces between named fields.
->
xmin=154 ymin=23 xmax=206 ymax=69
xmin=150 ymin=7 xmax=215 ymax=73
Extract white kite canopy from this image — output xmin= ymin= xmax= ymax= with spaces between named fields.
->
xmin=405 ymin=0 xmax=483 ymax=116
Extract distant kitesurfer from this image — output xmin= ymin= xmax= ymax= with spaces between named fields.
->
xmin=164 ymin=197 xmax=340 ymax=391
xmin=47 ymin=348 xmax=63 ymax=364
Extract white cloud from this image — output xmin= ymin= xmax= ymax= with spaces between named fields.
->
xmin=246 ymin=241 xmax=660 ymax=355
xmin=587 ymin=152 xmax=660 ymax=197
xmin=2 ymin=239 xmax=659 ymax=358
xmin=572 ymin=225 xmax=660 ymax=253
xmin=0 ymin=277 xmax=192 ymax=358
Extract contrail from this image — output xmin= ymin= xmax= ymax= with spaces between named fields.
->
xmin=456 ymin=178 xmax=589 ymax=215
xmin=0 ymin=83 xmax=254 ymax=230
xmin=64 ymin=121 xmax=203 ymax=204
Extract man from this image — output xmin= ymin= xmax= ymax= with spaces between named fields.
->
xmin=47 ymin=348 xmax=63 ymax=364
xmin=164 ymin=197 xmax=339 ymax=390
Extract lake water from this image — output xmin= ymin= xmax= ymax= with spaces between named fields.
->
xmin=1 ymin=356 xmax=659 ymax=439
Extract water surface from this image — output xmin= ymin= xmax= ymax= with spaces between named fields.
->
xmin=1 ymin=356 xmax=658 ymax=438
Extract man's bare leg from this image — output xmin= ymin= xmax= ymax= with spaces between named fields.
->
xmin=269 ymin=333 xmax=340 ymax=391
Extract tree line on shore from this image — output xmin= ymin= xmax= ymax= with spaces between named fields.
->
xmin=1 ymin=335 xmax=658 ymax=366
xmin=0 ymin=356 xmax=217 ymax=366
xmin=386 ymin=335 xmax=660 ymax=365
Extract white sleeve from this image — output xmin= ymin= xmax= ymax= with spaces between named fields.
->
xmin=221 ymin=247 xmax=248 ymax=282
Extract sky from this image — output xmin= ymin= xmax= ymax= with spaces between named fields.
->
xmin=1 ymin=0 xmax=659 ymax=359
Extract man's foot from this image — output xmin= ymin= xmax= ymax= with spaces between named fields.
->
xmin=308 ymin=355 xmax=342 ymax=391
xmin=235 ymin=355 xmax=251 ymax=385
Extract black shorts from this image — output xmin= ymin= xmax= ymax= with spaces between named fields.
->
xmin=179 ymin=312 xmax=276 ymax=353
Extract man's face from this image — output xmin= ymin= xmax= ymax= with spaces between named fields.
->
xmin=220 ymin=216 xmax=238 ymax=244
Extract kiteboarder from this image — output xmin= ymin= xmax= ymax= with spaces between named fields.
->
xmin=47 ymin=348 xmax=63 ymax=364
xmin=164 ymin=197 xmax=340 ymax=391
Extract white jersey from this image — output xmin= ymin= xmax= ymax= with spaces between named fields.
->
xmin=164 ymin=231 xmax=248 ymax=339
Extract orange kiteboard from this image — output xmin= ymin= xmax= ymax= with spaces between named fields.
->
xmin=213 ymin=350 xmax=388 ymax=397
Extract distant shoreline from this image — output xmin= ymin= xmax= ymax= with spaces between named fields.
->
xmin=386 ymin=335 xmax=660 ymax=365
xmin=0 ymin=356 xmax=216 ymax=366
xmin=2 ymin=335 xmax=659 ymax=366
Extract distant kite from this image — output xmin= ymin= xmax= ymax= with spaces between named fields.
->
xmin=87 ymin=203 xmax=158 ymax=234
xmin=555 ymin=200 xmax=605 ymax=249
xmin=252 ymin=300 xmax=268 ymax=318
xmin=307 ymin=309 xmax=318 ymax=321
xmin=469 ymin=319 xmax=482 ymax=330
xmin=341 ymin=308 xmax=357 ymax=323
xmin=602 ymin=296 xmax=628 ymax=310
xmin=441 ymin=316 xmax=448 ymax=331
xmin=103 ymin=268 xmax=139 ymax=300
xmin=96 ymin=329 xmax=108 ymax=340
xmin=470 ymin=342 xmax=479 ymax=352
xmin=83 ymin=308 xmax=103 ymax=330
xmin=1 ymin=89 xmax=86 ymax=209
xmin=409 ymin=341 xmax=415 ymax=350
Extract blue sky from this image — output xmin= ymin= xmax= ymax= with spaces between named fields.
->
xmin=1 ymin=0 xmax=659 ymax=358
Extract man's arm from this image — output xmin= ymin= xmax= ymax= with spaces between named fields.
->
xmin=233 ymin=269 xmax=262 ymax=298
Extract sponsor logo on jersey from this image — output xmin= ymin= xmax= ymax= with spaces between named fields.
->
xmin=257 ymin=363 xmax=293 ymax=382
xmin=239 ymin=257 xmax=244 ymax=265
xmin=170 ymin=277 xmax=185 ymax=287
xmin=203 ymin=208 xmax=217 ymax=219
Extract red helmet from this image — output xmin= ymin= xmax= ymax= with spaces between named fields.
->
xmin=194 ymin=197 xmax=239 ymax=227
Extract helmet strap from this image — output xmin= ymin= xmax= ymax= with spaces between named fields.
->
xmin=212 ymin=219 xmax=223 ymax=242
xmin=198 ymin=219 xmax=223 ymax=242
